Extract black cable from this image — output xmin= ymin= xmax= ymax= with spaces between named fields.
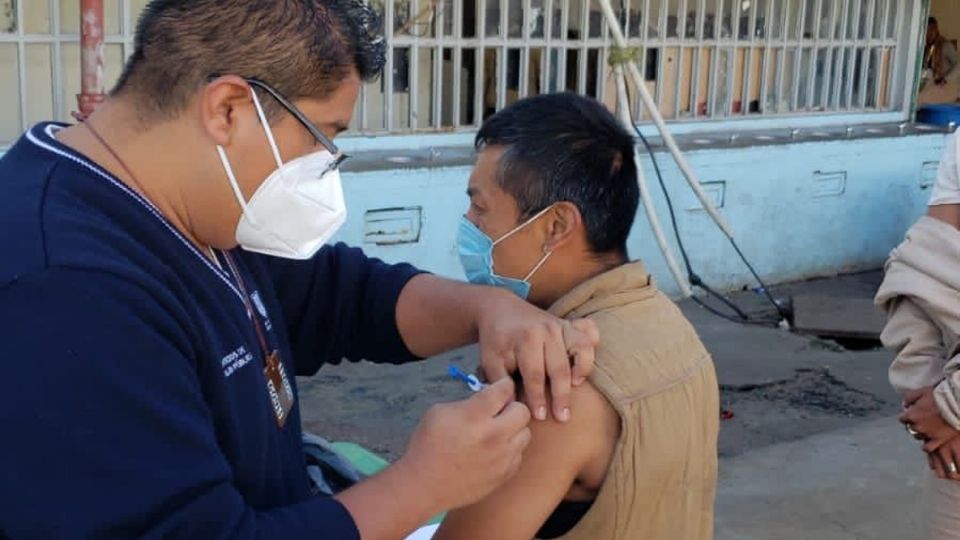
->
xmin=608 ymin=5 xmax=785 ymax=326
xmin=729 ymin=238 xmax=788 ymax=320
xmin=633 ymin=131 xmax=747 ymax=315
xmin=626 ymin=104 xmax=786 ymax=327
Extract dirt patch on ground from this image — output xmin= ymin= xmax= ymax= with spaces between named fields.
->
xmin=718 ymin=367 xmax=894 ymax=457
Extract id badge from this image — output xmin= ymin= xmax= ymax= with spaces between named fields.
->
xmin=264 ymin=351 xmax=295 ymax=428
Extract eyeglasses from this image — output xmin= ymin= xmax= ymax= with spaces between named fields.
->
xmin=210 ymin=75 xmax=349 ymax=174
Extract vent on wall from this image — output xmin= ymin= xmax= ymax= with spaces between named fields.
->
xmin=920 ymin=161 xmax=939 ymax=190
xmin=812 ymin=171 xmax=847 ymax=198
xmin=363 ymin=207 xmax=423 ymax=245
xmin=686 ymin=181 xmax=726 ymax=211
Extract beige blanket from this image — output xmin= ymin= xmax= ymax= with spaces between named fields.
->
xmin=876 ymin=216 xmax=960 ymax=429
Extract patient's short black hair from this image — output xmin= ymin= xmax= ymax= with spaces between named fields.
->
xmin=476 ymin=93 xmax=640 ymax=256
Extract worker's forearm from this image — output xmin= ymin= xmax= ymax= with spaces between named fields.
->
xmin=335 ymin=458 xmax=441 ymax=540
xmin=395 ymin=274 xmax=507 ymax=358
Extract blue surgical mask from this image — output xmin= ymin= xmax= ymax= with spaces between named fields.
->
xmin=456 ymin=206 xmax=554 ymax=299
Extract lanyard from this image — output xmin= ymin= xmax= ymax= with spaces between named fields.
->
xmin=221 ymin=251 xmax=295 ymax=428
xmin=221 ymin=251 xmax=272 ymax=360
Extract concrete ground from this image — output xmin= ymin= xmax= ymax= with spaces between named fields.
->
xmin=297 ymin=270 xmax=933 ymax=539
xmin=715 ymin=416 xmax=925 ymax=540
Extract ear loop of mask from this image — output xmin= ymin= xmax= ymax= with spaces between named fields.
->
xmin=523 ymin=248 xmax=553 ymax=281
xmin=492 ymin=205 xmax=555 ymax=247
xmin=249 ymin=87 xmax=284 ymax=169
xmin=491 ymin=205 xmax=556 ymax=279
xmin=216 ymin=145 xmax=256 ymax=227
xmin=215 ymin=87 xmax=285 ymax=229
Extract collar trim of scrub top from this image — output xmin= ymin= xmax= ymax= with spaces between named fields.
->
xmin=25 ymin=123 xmax=244 ymax=303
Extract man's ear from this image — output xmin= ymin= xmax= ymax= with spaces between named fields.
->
xmin=198 ymin=75 xmax=255 ymax=147
xmin=544 ymin=202 xmax=582 ymax=251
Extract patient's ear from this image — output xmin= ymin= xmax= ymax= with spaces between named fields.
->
xmin=544 ymin=202 xmax=582 ymax=250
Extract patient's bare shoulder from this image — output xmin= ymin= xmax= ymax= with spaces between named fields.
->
xmin=547 ymin=381 xmax=620 ymax=497
xmin=432 ymin=382 xmax=620 ymax=540
xmin=517 ymin=380 xmax=620 ymax=498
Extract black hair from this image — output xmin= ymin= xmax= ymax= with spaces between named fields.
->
xmin=475 ymin=92 xmax=640 ymax=256
xmin=112 ymin=0 xmax=385 ymax=120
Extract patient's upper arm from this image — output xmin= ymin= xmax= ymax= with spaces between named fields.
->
xmin=432 ymin=382 xmax=618 ymax=540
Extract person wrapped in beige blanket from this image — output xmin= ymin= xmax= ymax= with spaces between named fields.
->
xmin=876 ymin=132 xmax=960 ymax=540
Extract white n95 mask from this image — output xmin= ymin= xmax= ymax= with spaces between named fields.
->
xmin=215 ymin=87 xmax=347 ymax=260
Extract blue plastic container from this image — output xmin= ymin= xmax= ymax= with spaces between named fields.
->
xmin=917 ymin=104 xmax=960 ymax=127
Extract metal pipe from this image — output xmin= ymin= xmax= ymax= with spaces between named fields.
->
xmin=595 ymin=0 xmax=735 ymax=238
xmin=614 ymin=66 xmax=692 ymax=297
xmin=75 ymin=0 xmax=106 ymax=120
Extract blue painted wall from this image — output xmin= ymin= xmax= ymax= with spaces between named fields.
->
xmin=0 ymin=130 xmax=943 ymax=297
xmin=335 ymin=132 xmax=945 ymax=297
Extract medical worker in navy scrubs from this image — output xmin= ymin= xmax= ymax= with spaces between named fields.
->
xmin=0 ymin=1 xmax=600 ymax=539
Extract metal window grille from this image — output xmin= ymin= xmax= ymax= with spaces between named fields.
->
xmin=0 ymin=0 xmax=922 ymax=145
xmin=0 ymin=0 xmax=142 ymax=144
xmin=356 ymin=0 xmax=919 ymax=133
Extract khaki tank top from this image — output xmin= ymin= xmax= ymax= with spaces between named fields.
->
xmin=545 ymin=262 xmax=719 ymax=540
